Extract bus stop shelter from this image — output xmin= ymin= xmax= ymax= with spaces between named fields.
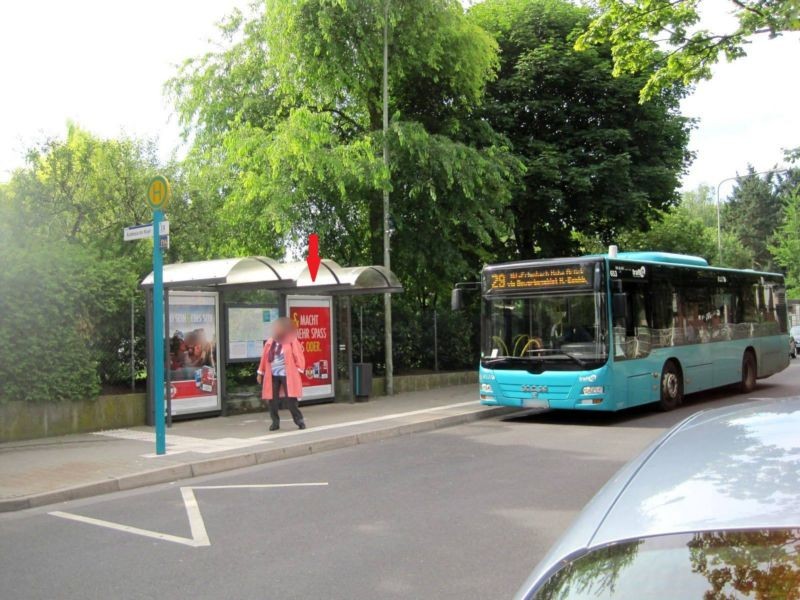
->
xmin=141 ymin=257 xmax=402 ymax=422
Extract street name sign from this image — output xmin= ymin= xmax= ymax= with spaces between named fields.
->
xmin=123 ymin=221 xmax=170 ymax=241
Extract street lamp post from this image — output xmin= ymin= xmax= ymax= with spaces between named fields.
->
xmin=715 ymin=167 xmax=790 ymax=265
xmin=382 ymin=0 xmax=394 ymax=396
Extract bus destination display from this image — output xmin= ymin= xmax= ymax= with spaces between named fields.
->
xmin=487 ymin=264 xmax=592 ymax=291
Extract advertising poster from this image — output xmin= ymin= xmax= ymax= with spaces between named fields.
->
xmin=287 ymin=296 xmax=334 ymax=401
xmin=167 ymin=291 xmax=221 ymax=415
xmin=227 ymin=306 xmax=280 ymax=361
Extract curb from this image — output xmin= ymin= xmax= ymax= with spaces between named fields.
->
xmin=0 ymin=406 xmax=512 ymax=513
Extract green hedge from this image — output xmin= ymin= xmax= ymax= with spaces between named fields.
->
xmin=0 ymin=241 xmax=139 ymax=403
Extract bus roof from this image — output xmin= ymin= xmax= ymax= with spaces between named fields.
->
xmin=484 ymin=251 xmax=783 ymax=278
xmin=614 ymin=251 xmax=708 ymax=267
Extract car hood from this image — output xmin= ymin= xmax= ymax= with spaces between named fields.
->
xmin=514 ymin=398 xmax=800 ymax=599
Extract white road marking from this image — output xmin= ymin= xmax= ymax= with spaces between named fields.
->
xmin=94 ymin=400 xmax=481 ymax=458
xmin=191 ymin=483 xmax=328 ymax=490
xmin=49 ymin=482 xmax=328 ymax=547
xmin=49 ymin=510 xmax=201 ymax=547
xmin=180 ymin=487 xmax=210 ymax=547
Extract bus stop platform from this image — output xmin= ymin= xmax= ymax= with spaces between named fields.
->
xmin=0 ymin=385 xmax=510 ymax=512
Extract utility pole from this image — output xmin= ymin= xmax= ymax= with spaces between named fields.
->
xmin=382 ymin=0 xmax=394 ymax=396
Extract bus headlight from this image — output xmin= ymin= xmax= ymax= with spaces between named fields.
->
xmin=480 ymin=383 xmax=493 ymax=394
xmin=582 ymin=386 xmax=604 ymax=395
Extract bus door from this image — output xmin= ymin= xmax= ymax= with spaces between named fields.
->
xmin=673 ymin=273 xmax=715 ymax=393
xmin=612 ymin=277 xmax=658 ymax=407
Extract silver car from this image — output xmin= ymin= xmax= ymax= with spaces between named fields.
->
xmin=515 ymin=398 xmax=800 ymax=599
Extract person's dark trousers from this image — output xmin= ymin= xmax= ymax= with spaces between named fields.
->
xmin=269 ymin=375 xmax=305 ymax=428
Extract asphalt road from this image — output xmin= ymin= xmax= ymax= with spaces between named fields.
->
xmin=1 ymin=363 xmax=797 ymax=600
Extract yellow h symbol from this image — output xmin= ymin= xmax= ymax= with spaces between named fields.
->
xmin=151 ymin=182 xmax=162 ymax=204
xmin=147 ymin=176 xmax=171 ymax=210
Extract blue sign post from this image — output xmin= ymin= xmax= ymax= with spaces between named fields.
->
xmin=146 ymin=176 xmax=171 ymax=455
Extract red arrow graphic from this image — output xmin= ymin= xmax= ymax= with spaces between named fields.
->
xmin=306 ymin=232 xmax=321 ymax=282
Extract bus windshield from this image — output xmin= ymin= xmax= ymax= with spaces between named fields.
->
xmin=483 ymin=293 xmax=608 ymax=370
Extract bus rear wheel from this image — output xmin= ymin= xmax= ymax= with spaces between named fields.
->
xmin=740 ymin=351 xmax=757 ymax=394
xmin=658 ymin=362 xmax=683 ymax=411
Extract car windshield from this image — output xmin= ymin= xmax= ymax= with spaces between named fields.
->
xmin=791 ymin=326 xmax=800 ymax=336
xmin=482 ymin=293 xmax=608 ymax=370
xmin=531 ymin=529 xmax=800 ymax=600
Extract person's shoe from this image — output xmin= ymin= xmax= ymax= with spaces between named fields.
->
xmin=269 ymin=423 xmax=280 ymax=431
xmin=297 ymin=422 xmax=306 ymax=430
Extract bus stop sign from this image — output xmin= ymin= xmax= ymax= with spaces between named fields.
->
xmin=147 ymin=175 xmax=171 ymax=456
xmin=147 ymin=175 xmax=171 ymax=211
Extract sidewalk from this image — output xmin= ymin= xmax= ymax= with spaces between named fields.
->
xmin=0 ymin=385 xmax=510 ymax=512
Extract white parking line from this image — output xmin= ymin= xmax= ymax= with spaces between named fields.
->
xmin=191 ymin=483 xmax=329 ymax=490
xmin=181 ymin=486 xmax=209 ymax=547
xmin=50 ymin=483 xmax=328 ymax=548
xmin=49 ymin=510 xmax=202 ymax=547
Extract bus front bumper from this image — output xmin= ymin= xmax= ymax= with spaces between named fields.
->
xmin=479 ymin=367 xmax=610 ymax=410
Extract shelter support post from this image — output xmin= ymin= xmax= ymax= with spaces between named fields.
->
xmin=164 ymin=288 xmax=172 ymax=428
xmin=145 ymin=288 xmax=154 ymax=427
xmin=359 ymin=305 xmax=364 ymax=363
xmin=218 ymin=289 xmax=228 ymax=417
xmin=345 ymin=297 xmax=355 ymax=403
xmin=131 ymin=298 xmax=136 ymax=391
xmin=434 ymin=309 xmax=438 ymax=372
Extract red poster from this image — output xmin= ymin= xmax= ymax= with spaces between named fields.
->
xmin=288 ymin=297 xmax=334 ymax=400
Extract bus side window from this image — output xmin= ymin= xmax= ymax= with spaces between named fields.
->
xmin=650 ymin=278 xmax=674 ymax=348
xmin=615 ymin=282 xmax=652 ymax=359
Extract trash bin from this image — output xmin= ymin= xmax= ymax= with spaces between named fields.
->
xmin=353 ymin=363 xmax=373 ymax=400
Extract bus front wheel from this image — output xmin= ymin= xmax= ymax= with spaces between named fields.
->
xmin=658 ymin=362 xmax=683 ymax=411
xmin=740 ymin=351 xmax=757 ymax=393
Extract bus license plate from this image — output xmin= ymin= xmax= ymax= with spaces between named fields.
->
xmin=523 ymin=398 xmax=549 ymax=409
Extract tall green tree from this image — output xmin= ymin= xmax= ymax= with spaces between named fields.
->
xmin=469 ymin=0 xmax=693 ymax=259
xmin=770 ymin=190 xmax=800 ymax=296
xmin=576 ymin=0 xmax=800 ymax=101
xmin=722 ymin=166 xmax=793 ymax=271
xmin=168 ymin=0 xmax=522 ymax=299
xmin=768 ymin=153 xmax=800 ymax=294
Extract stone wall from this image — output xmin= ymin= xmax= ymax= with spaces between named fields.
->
xmin=0 ymin=393 xmax=147 ymax=443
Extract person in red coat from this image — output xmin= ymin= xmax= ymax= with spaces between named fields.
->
xmin=257 ymin=317 xmax=306 ymax=431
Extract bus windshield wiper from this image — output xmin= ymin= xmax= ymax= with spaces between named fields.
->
xmin=525 ymin=348 xmax=587 ymax=367
xmin=482 ymin=356 xmax=534 ymax=366
xmin=482 ymin=355 xmax=552 ymax=368
xmin=483 ymin=351 xmax=587 ymax=368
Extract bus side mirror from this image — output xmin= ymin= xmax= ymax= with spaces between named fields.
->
xmin=451 ymin=288 xmax=464 ymax=311
xmin=613 ymin=293 xmax=627 ymax=321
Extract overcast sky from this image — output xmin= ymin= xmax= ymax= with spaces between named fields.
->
xmin=1 ymin=0 xmax=798 ymax=197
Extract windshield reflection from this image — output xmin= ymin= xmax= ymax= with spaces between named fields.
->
xmin=483 ymin=293 xmax=608 ymax=369
xmin=533 ymin=529 xmax=800 ymax=600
